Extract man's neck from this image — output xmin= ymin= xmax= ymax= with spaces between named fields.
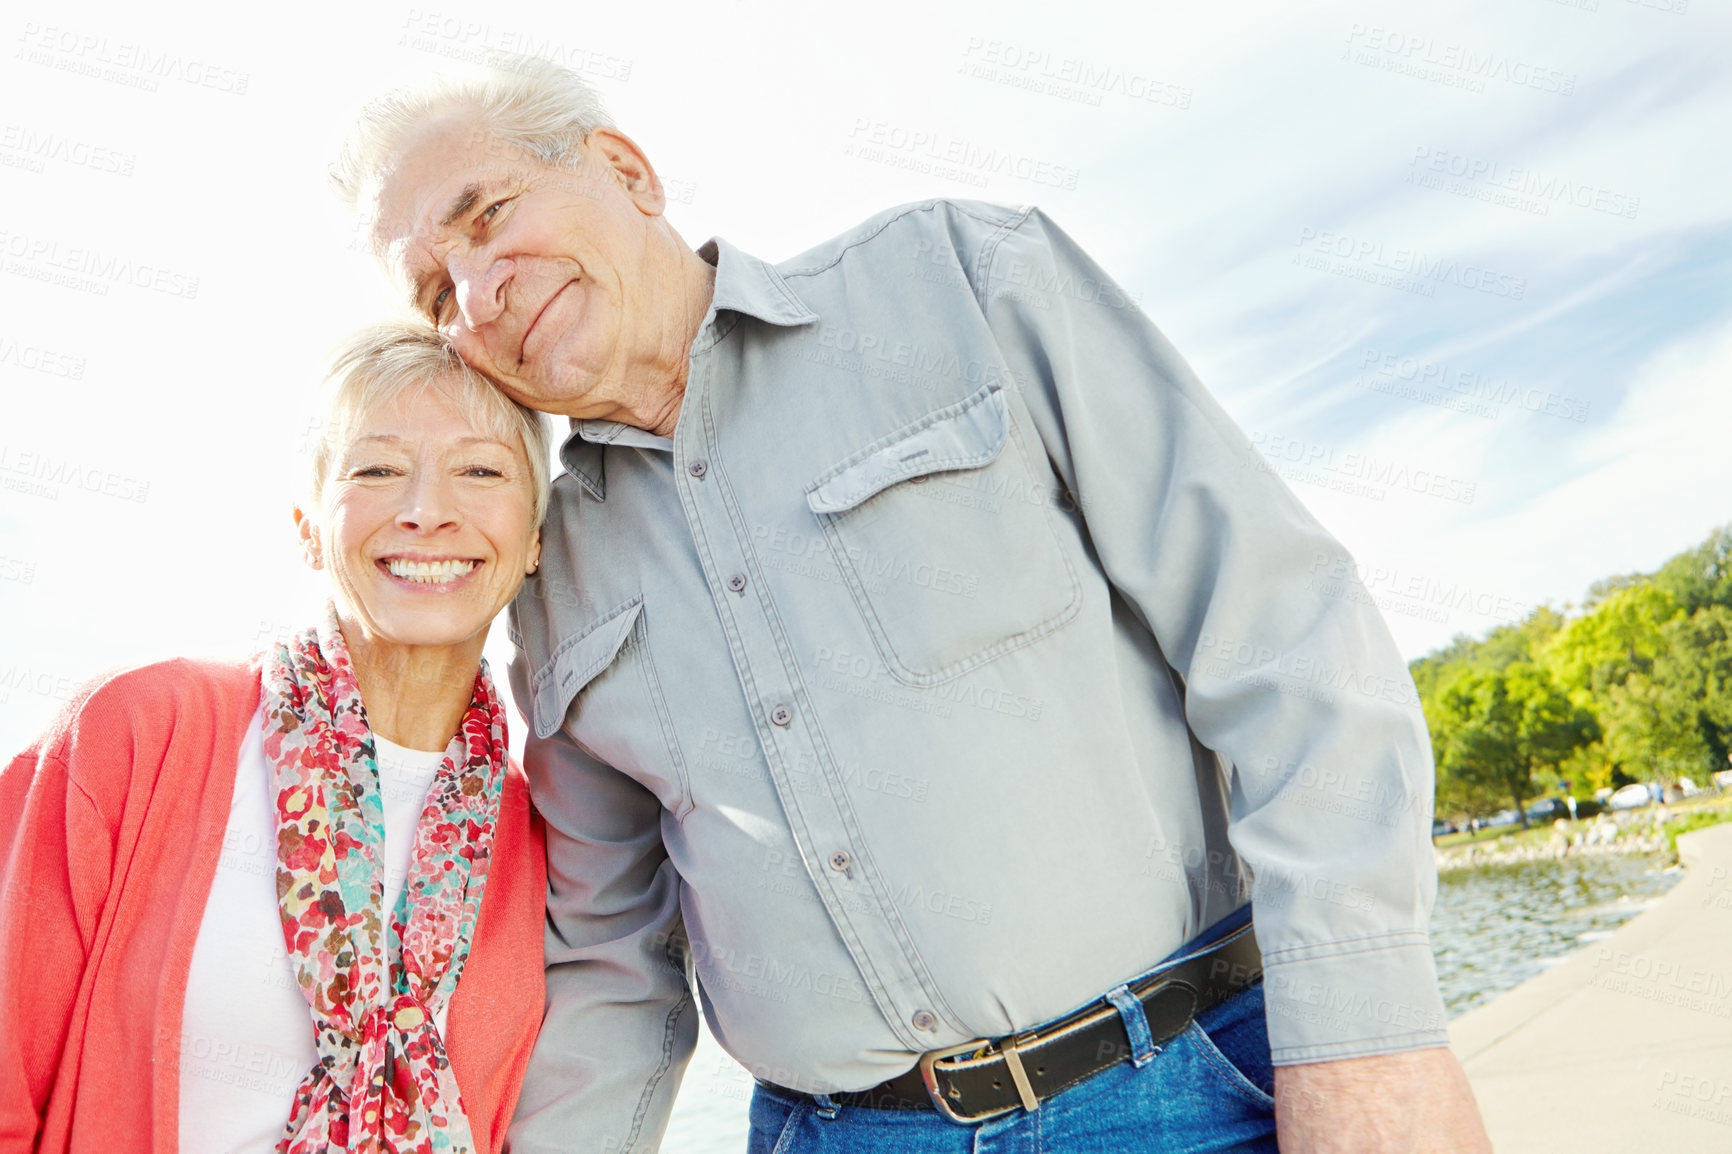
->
xmin=578 ymin=236 xmax=716 ymax=438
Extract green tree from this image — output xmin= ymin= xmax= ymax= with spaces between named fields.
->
xmin=1652 ymin=525 xmax=1732 ymax=616
xmin=1583 ymin=572 xmax=1649 ymax=611
xmin=1641 ymin=605 xmax=1732 ymax=778
xmin=1540 ymin=583 xmax=1680 ymax=707
xmin=1413 ymin=528 xmax=1732 ymax=813
xmin=1431 ymin=662 xmax=1596 ymax=825
xmin=1411 ymin=608 xmax=1566 ymax=701
xmin=1478 ymin=608 xmax=1567 ymax=673
xmin=1598 ymin=673 xmax=1704 ymax=783
xmin=1554 ymin=739 xmax=1618 ymax=796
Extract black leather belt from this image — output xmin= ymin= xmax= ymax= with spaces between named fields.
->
xmin=765 ymin=918 xmax=1262 ymax=1124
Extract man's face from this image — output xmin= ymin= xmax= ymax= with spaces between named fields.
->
xmin=365 ymin=120 xmax=666 ymax=415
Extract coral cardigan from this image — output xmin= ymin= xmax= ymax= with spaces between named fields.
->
xmin=0 ymin=658 xmax=547 ymax=1153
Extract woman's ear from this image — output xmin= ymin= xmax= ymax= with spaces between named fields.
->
xmin=293 ymin=506 xmax=324 ymax=571
xmin=527 ymin=529 xmax=543 ymax=575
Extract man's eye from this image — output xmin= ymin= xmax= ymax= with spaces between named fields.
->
xmin=481 ymin=199 xmax=506 ymax=222
xmin=432 ymin=285 xmax=452 ymax=320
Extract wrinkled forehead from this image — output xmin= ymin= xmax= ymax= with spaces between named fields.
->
xmin=358 ymin=119 xmax=521 ymax=285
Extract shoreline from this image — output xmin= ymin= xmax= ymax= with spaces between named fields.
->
xmin=1435 ymin=801 xmax=1729 ymax=871
xmin=1450 ymin=822 xmax=1732 ymax=1151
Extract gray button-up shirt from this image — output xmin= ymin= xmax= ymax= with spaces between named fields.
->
xmin=506 ymin=199 xmax=1446 ymax=1152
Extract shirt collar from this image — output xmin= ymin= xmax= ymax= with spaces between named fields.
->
xmin=556 ymin=237 xmax=818 ymax=501
xmin=697 ymin=236 xmax=819 ymax=330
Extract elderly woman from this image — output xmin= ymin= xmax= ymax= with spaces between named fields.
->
xmin=0 ymin=323 xmax=551 ymax=1153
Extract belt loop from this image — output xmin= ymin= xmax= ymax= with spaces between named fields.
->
xmin=1105 ymin=984 xmax=1158 ymax=1068
xmin=812 ymin=1092 xmax=840 ymax=1121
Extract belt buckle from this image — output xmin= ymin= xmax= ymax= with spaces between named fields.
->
xmin=918 ymin=1041 xmax=1020 ymax=1125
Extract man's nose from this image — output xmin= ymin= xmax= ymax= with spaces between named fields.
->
xmin=451 ymin=254 xmax=516 ymax=330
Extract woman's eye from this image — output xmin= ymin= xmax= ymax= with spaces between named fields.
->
xmin=465 ymin=466 xmax=504 ymax=478
xmin=350 ymin=465 xmax=399 ymax=478
xmin=432 ymin=285 xmax=452 ymax=320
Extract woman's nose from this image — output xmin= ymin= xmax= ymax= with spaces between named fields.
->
xmin=396 ymin=473 xmax=460 ymax=531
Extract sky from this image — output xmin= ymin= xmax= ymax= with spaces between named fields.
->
xmin=0 ymin=1 xmax=1726 ymax=1145
xmin=0 ymin=15 xmax=1725 ymax=705
xmin=0 ymin=0 xmax=1726 ymax=754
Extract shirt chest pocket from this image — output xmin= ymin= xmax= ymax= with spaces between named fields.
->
xmin=804 ymin=382 xmax=1082 ymax=686
xmin=530 ymin=598 xmax=693 ymax=818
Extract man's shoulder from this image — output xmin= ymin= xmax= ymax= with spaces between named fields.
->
xmin=775 ymin=199 xmax=1034 ymax=281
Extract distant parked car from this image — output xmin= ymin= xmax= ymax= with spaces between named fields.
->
xmin=1607 ymin=783 xmax=1655 ymax=811
xmin=1526 ymin=798 xmax=1569 ymax=822
xmin=1485 ymin=809 xmax=1522 ymax=828
xmin=1431 ymin=819 xmax=1458 ymax=837
xmin=1526 ymin=796 xmax=1602 ymax=822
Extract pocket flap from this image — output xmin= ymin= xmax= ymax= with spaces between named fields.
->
xmin=805 ymin=383 xmax=1007 ymax=514
xmin=530 ymin=598 xmax=643 ymax=739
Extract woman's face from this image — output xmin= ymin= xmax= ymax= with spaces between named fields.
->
xmin=298 ymin=381 xmax=541 ymax=656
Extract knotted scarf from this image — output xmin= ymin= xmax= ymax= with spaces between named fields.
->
xmin=261 ymin=605 xmax=506 ymax=1153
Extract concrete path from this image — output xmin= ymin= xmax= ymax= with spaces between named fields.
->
xmin=1450 ymin=823 xmax=1732 ymax=1153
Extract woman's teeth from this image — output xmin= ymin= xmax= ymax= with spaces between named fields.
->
xmin=385 ymin=558 xmax=477 ymax=584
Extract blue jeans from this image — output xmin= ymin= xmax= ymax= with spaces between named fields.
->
xmin=747 ymin=918 xmax=1277 ymax=1153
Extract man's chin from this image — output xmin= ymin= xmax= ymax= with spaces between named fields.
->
xmin=502 ymin=371 xmax=592 ymax=417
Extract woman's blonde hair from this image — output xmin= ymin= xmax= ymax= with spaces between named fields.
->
xmin=308 ymin=321 xmax=553 ymax=526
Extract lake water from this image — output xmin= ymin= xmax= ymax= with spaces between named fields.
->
xmin=1430 ymin=851 xmax=1683 ymax=1016
xmin=659 ymin=851 xmax=1686 ymax=1152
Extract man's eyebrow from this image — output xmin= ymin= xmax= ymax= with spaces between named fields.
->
xmin=440 ymin=183 xmax=485 ymax=227
xmin=402 ymin=183 xmax=491 ymax=314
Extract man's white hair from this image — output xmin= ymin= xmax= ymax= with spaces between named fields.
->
xmin=331 ymin=52 xmax=614 ymax=209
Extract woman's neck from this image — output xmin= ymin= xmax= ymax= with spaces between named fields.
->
xmin=343 ymin=628 xmax=487 ymax=753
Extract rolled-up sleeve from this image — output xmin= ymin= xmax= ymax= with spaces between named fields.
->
xmin=976 ymin=207 xmax=1448 ymax=1064
xmin=505 ymin=650 xmax=698 ymax=1152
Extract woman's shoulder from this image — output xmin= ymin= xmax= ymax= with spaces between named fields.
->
xmin=24 ymin=657 xmax=260 ymax=772
xmin=68 ymin=656 xmax=258 ymax=726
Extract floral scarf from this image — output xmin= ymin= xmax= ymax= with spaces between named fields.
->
xmin=261 ymin=605 xmax=506 ymax=1153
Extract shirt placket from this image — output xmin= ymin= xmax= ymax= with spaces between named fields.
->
xmin=670 ymin=324 xmax=966 ymax=1054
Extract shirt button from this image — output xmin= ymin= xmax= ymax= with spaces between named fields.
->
xmin=770 ymin=704 xmax=792 ymax=727
xmin=727 ymin=572 xmax=747 ymax=593
xmin=911 ymin=1010 xmax=938 ymax=1032
xmin=828 ymin=850 xmax=852 ymax=873
xmin=688 ymin=459 xmax=708 ymax=478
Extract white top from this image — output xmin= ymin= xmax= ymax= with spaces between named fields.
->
xmin=178 ymin=711 xmax=450 ymax=1153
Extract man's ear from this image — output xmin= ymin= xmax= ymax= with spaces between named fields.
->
xmin=293 ymin=506 xmax=324 ymax=571
xmin=586 ymin=128 xmax=665 ymax=216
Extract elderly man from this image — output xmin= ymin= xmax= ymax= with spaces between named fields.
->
xmin=339 ymin=55 xmax=1489 ymax=1154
